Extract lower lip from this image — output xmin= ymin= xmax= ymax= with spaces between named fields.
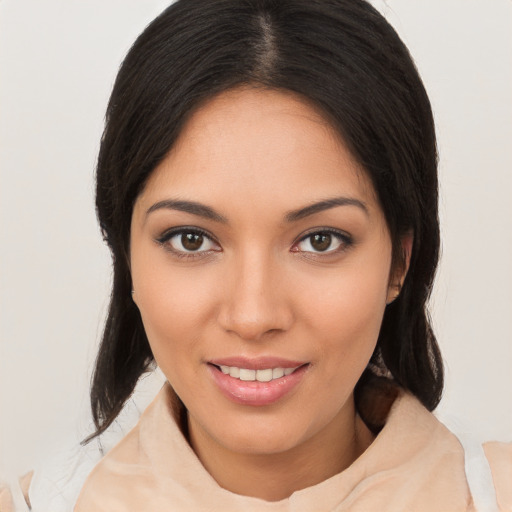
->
xmin=208 ymin=364 xmax=309 ymax=406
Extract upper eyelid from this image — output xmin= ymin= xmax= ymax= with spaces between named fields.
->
xmin=156 ymin=226 xmax=218 ymax=243
xmin=289 ymin=230 xmax=352 ymax=258
xmin=155 ymin=226 xmax=351 ymax=250
xmin=295 ymin=227 xmax=351 ymax=243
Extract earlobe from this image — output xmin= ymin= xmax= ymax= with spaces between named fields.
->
xmin=386 ymin=284 xmax=401 ymax=305
xmin=400 ymin=230 xmax=413 ymax=275
xmin=386 ymin=231 xmax=413 ymax=305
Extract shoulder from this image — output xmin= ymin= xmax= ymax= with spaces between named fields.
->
xmin=9 ymin=373 xmax=165 ymax=512
xmin=0 ymin=472 xmax=32 ymax=512
xmin=0 ymin=439 xmax=108 ymax=512
xmin=27 ymin=400 xmax=142 ymax=512
xmin=435 ymin=409 xmax=511 ymax=512
xmin=484 ymin=441 xmax=512 ymax=512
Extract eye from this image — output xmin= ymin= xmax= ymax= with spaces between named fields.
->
xmin=156 ymin=227 xmax=220 ymax=256
xmin=293 ymin=230 xmax=352 ymax=254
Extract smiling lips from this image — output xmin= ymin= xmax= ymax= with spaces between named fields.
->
xmin=219 ymin=365 xmax=297 ymax=382
xmin=208 ymin=359 xmax=309 ymax=406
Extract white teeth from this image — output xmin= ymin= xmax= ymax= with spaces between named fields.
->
xmin=217 ymin=365 xmax=299 ymax=381
xmin=239 ymin=369 xmax=256 ymax=381
xmin=256 ymin=369 xmax=273 ymax=382
xmin=272 ymin=368 xmax=284 ymax=379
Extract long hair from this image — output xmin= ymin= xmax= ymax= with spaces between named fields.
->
xmin=89 ymin=0 xmax=442 ymax=440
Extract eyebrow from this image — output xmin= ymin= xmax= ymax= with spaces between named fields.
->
xmin=146 ymin=196 xmax=368 ymax=224
xmin=285 ymin=197 xmax=368 ymax=222
xmin=146 ymin=199 xmax=228 ymax=223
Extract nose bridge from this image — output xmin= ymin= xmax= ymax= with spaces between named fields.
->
xmin=218 ymin=245 xmax=292 ymax=340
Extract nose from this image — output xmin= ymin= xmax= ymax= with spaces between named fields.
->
xmin=217 ymin=250 xmax=294 ymax=341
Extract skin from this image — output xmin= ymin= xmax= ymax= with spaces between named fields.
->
xmin=130 ymin=87 xmax=406 ymax=501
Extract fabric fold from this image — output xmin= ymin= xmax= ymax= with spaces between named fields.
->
xmin=74 ymin=382 xmax=477 ymax=512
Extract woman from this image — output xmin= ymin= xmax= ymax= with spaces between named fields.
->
xmin=2 ymin=0 xmax=510 ymax=510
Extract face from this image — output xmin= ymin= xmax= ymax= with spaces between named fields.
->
xmin=130 ymin=87 xmax=398 ymax=458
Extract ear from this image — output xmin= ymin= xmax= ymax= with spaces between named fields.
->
xmin=386 ymin=231 xmax=413 ymax=305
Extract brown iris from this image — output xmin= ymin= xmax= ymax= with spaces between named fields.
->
xmin=182 ymin=232 xmax=204 ymax=251
xmin=310 ymin=233 xmax=332 ymax=251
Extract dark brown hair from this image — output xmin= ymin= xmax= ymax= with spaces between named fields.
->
xmin=89 ymin=0 xmax=443 ymax=440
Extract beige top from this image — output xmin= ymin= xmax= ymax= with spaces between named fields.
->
xmin=2 ymin=383 xmax=510 ymax=511
xmin=71 ymin=382 xmax=510 ymax=512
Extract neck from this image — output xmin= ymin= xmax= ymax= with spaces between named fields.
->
xmin=187 ymin=398 xmax=373 ymax=502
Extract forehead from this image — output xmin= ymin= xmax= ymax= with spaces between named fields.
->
xmin=137 ymin=87 xmax=378 ymax=214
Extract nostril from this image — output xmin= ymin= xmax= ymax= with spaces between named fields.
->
xmin=216 ymin=278 xmax=294 ymax=340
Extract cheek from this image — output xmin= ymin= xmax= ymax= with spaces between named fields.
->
xmin=131 ymin=250 xmax=220 ymax=368
xmin=296 ymin=253 xmax=391 ymax=376
xmin=134 ymin=279 xmax=205 ymax=398
xmin=302 ymin=262 xmax=390 ymax=338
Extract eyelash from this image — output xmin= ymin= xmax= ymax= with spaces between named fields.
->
xmin=156 ymin=226 xmax=220 ymax=259
xmin=155 ymin=227 xmax=353 ymax=259
xmin=292 ymin=228 xmax=353 ymax=256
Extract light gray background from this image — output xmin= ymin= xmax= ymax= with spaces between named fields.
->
xmin=1 ymin=0 xmax=511 ymax=478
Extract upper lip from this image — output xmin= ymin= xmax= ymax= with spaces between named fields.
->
xmin=208 ymin=356 xmax=308 ymax=370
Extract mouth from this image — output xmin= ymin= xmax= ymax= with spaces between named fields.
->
xmin=207 ymin=359 xmax=310 ymax=406
xmin=211 ymin=364 xmax=301 ymax=382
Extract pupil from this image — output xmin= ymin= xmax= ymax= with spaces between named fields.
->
xmin=182 ymin=233 xmax=203 ymax=251
xmin=311 ymin=233 xmax=331 ymax=251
